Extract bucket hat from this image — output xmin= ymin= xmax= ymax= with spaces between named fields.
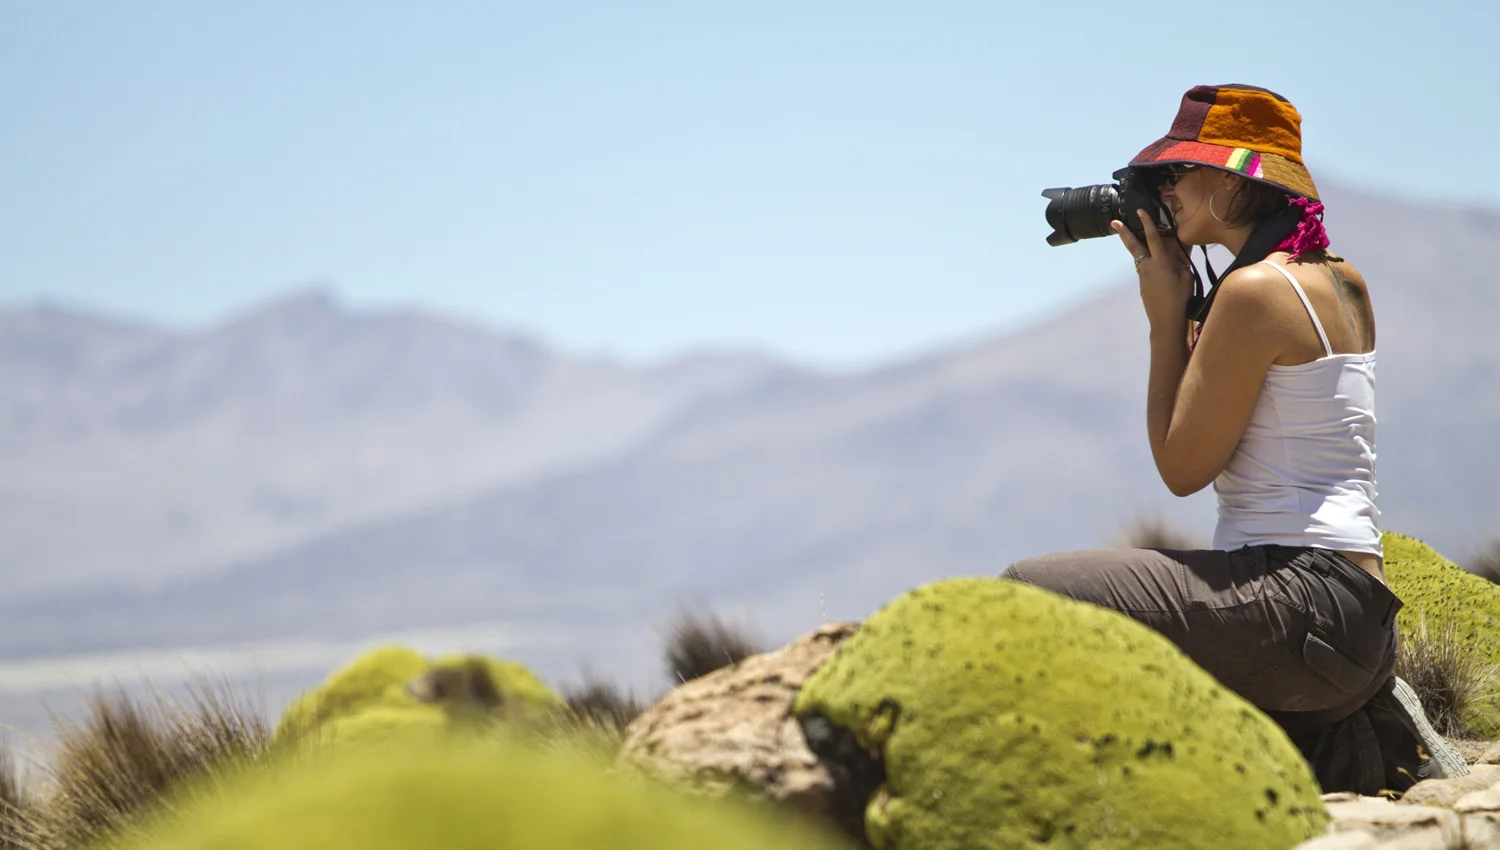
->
xmin=1129 ymin=84 xmax=1319 ymax=201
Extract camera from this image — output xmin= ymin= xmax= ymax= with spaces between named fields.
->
xmin=1041 ymin=167 xmax=1176 ymax=247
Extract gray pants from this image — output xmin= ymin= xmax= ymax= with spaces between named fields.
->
xmin=1002 ymin=545 xmax=1402 ymax=732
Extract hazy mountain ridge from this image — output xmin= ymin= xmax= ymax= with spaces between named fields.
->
xmin=0 ymin=289 xmax=801 ymax=594
xmin=1 ymin=182 xmax=1495 ymax=660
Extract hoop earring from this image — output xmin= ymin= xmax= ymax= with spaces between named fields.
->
xmin=1209 ymin=189 xmax=1227 ymax=223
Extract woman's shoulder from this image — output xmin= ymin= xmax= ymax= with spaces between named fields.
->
xmin=1224 ymin=252 xmax=1367 ymax=291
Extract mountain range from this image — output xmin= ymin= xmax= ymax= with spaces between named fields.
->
xmin=2 ymin=182 xmax=1496 ymax=670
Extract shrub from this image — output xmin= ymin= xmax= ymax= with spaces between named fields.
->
xmin=36 ymin=680 xmax=268 ymax=850
xmin=1383 ymin=531 xmax=1500 ymax=738
xmin=1469 ymin=538 xmax=1500 ymax=584
xmin=1394 ymin=611 xmax=1500 ymax=740
xmin=0 ymin=743 xmax=38 ymax=850
xmin=1115 ymin=514 xmax=1204 ymax=551
xmin=563 ymin=675 xmax=647 ymax=733
xmin=663 ymin=609 xmax=764 ymax=684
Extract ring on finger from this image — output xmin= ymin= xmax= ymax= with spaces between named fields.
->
xmin=1134 ymin=254 xmax=1148 ymax=269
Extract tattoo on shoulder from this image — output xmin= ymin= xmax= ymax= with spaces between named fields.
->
xmin=1329 ymin=264 xmax=1373 ymax=350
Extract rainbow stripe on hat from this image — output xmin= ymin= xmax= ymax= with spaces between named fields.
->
xmin=1226 ymin=148 xmax=1264 ymax=179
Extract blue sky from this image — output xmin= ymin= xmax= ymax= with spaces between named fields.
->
xmin=3 ymin=1 xmax=1495 ymax=369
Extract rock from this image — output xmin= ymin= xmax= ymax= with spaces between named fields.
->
xmin=1399 ymin=772 xmax=1500 ymax=808
xmin=618 ymin=622 xmax=862 ymax=839
xmin=1382 ymin=532 xmax=1500 ymax=739
xmin=1454 ymin=783 xmax=1500 ymax=814
xmin=108 ymin=739 xmax=850 ymax=850
xmin=1321 ymin=796 xmax=1458 ymax=835
xmin=1300 ymin=793 xmax=1500 ymax=849
xmin=793 ymin=577 xmax=1329 ymax=849
xmin=1480 ymin=740 xmax=1500 ymax=765
xmin=1447 ymin=738 xmax=1494 ymax=765
xmin=1293 ymin=832 xmax=1381 ymax=850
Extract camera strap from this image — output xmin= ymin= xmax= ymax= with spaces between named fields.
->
xmin=1184 ymin=202 xmax=1304 ymax=323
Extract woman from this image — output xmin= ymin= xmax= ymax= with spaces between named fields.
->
xmin=1001 ymin=84 xmax=1465 ymax=789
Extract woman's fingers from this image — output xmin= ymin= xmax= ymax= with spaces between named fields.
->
xmin=1136 ymin=208 xmax=1165 ymax=257
xmin=1111 ymin=219 xmax=1146 ymax=262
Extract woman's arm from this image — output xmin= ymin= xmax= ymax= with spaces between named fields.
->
xmin=1113 ymin=213 xmax=1287 ymax=496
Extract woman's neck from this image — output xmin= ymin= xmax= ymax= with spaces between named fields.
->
xmin=1217 ymin=226 xmax=1254 ymax=255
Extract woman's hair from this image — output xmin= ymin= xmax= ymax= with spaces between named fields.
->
xmin=1222 ymin=177 xmax=1291 ymax=229
xmin=1221 ymin=173 xmax=1331 ymax=259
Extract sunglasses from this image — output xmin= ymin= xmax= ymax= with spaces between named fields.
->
xmin=1164 ymin=163 xmax=1199 ymax=185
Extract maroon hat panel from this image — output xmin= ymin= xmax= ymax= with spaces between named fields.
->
xmin=1166 ymin=86 xmax=1218 ymax=142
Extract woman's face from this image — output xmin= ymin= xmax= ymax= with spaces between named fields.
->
xmin=1158 ymin=164 xmax=1223 ymax=245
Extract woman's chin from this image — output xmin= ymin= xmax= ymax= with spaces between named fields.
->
xmin=1174 ymin=224 xmax=1204 ymax=246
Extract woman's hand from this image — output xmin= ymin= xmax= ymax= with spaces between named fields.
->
xmin=1112 ymin=209 xmax=1192 ymax=330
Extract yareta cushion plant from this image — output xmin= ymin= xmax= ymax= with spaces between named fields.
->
xmin=793 ymin=577 xmax=1329 ymax=849
xmin=273 ymin=646 xmax=565 ymax=748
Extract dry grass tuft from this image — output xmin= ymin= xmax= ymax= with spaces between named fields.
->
xmin=1116 ymin=514 xmax=1205 ymax=551
xmin=1468 ymin=538 xmax=1500 ymax=584
xmin=663 ymin=609 xmax=764 ymax=685
xmin=30 ymin=679 xmax=270 ymax=850
xmin=563 ymin=675 xmax=648 ymax=734
xmin=1395 ymin=610 xmax=1500 ymax=740
xmin=0 ymin=743 xmax=38 ymax=850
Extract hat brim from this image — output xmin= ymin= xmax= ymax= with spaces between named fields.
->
xmin=1130 ymin=138 xmax=1319 ymax=201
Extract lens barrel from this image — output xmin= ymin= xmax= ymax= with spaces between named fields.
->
xmin=1041 ymin=184 xmax=1123 ymax=247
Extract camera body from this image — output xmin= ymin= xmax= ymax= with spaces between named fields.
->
xmin=1042 ymin=167 xmax=1176 ymax=247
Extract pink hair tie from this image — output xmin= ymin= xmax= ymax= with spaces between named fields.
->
xmin=1273 ymin=196 xmax=1330 ymax=260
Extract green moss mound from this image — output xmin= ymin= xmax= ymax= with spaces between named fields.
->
xmin=320 ymin=705 xmax=451 ymax=748
xmin=274 ymin=647 xmax=566 ymax=747
xmin=1383 ymin=531 xmax=1500 ymax=737
xmin=429 ymin=653 xmax=567 ymax=717
xmin=106 ymin=739 xmax=850 ymax=850
xmin=274 ymin=646 xmax=430 ymax=744
xmin=794 ymin=577 xmax=1328 ymax=850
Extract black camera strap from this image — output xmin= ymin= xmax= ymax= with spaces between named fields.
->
xmin=1184 ymin=202 xmax=1304 ymax=322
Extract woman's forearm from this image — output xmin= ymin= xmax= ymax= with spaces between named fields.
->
xmin=1146 ymin=319 xmax=1191 ymax=485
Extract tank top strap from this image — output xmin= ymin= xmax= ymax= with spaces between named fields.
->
xmin=1258 ymin=260 xmax=1333 ymax=358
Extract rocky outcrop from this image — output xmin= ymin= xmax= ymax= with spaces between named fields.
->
xmin=793 ymin=577 xmax=1330 ymax=849
xmin=1296 ymin=764 xmax=1500 ymax=848
xmin=1481 ymin=740 xmax=1500 ymax=766
xmin=617 ymin=622 xmax=864 ymax=839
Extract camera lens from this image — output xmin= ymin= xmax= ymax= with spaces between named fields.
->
xmin=1041 ymin=184 xmax=1122 ymax=246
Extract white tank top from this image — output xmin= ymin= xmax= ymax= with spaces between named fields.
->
xmin=1212 ymin=260 xmax=1383 ymax=556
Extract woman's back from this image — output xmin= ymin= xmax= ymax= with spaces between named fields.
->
xmin=1213 ymin=256 xmax=1383 ymax=564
